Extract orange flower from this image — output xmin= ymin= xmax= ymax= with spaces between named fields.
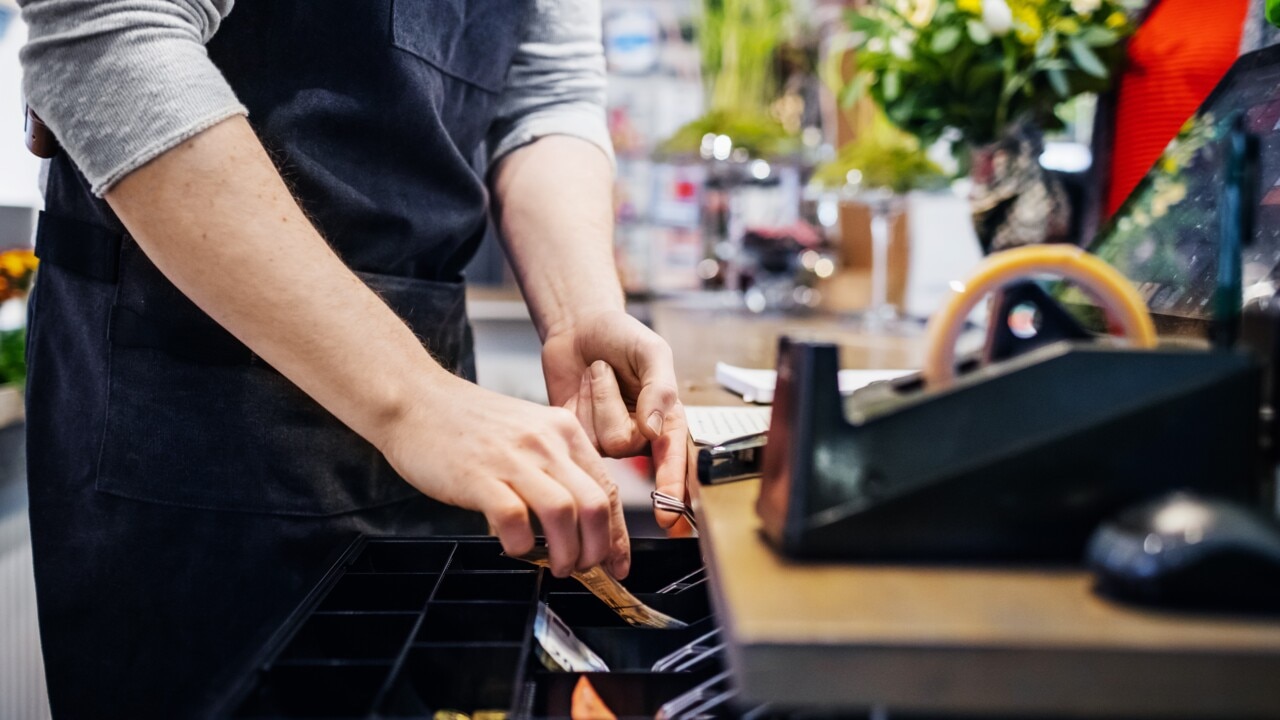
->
xmin=0 ymin=249 xmax=38 ymax=298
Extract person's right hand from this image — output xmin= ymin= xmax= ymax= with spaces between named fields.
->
xmin=377 ymin=372 xmax=630 ymax=580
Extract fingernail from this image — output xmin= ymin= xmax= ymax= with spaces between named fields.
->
xmin=590 ymin=360 xmax=609 ymax=381
xmin=646 ymin=410 xmax=664 ymax=436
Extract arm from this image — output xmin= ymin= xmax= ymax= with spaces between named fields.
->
xmin=109 ymin=120 xmax=628 ymax=578
xmin=488 ymin=0 xmax=688 ymax=527
xmin=20 ymin=1 xmax=627 ymax=578
xmin=492 ymin=138 xmax=689 ymax=528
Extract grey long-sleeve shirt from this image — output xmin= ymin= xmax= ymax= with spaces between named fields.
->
xmin=17 ymin=0 xmax=613 ymax=197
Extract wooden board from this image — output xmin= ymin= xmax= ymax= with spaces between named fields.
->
xmin=691 ymin=480 xmax=1280 ymax=717
xmin=653 ymin=298 xmax=1280 ymax=718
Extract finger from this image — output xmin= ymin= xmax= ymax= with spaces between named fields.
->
xmin=588 ymin=361 xmax=648 ymax=457
xmin=549 ymin=455 xmax=614 ymax=572
xmin=568 ymin=430 xmax=632 ymax=580
xmin=652 ymin=401 xmax=690 ymax=529
xmin=511 ymin=473 xmax=580 ymax=578
xmin=573 ymin=370 xmax=600 ymax=450
xmin=632 ymin=339 xmax=680 ymax=442
xmin=479 ymin=481 xmax=536 ymax=558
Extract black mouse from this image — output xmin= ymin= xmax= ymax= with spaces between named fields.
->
xmin=1086 ymin=492 xmax=1280 ymax=611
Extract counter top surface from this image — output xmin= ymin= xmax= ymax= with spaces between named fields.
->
xmin=651 ymin=294 xmax=1280 ymax=716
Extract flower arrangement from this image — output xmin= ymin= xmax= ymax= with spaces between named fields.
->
xmin=0 ymin=248 xmax=37 ymax=303
xmin=844 ymin=0 xmax=1141 ymax=148
xmin=0 ymin=248 xmax=38 ymax=388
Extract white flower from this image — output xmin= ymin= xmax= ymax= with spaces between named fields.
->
xmin=889 ymin=35 xmax=913 ymax=60
xmin=1070 ymin=0 xmax=1101 ymax=15
xmin=982 ymin=0 xmax=1013 ymax=36
xmin=909 ymin=0 xmax=938 ymax=26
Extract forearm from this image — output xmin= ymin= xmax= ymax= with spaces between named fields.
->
xmin=105 ymin=116 xmax=453 ymax=450
xmin=491 ymin=135 xmax=623 ymax=340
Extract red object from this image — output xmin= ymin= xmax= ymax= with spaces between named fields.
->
xmin=1105 ymin=0 xmax=1248 ymax=218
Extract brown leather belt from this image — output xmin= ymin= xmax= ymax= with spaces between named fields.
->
xmin=24 ymin=105 xmax=60 ymax=159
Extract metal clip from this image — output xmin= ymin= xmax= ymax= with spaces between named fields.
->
xmin=652 ymin=490 xmax=698 ymax=531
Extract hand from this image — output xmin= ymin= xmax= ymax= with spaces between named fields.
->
xmin=541 ymin=310 xmax=689 ymax=528
xmin=378 ymin=372 xmax=629 ymax=579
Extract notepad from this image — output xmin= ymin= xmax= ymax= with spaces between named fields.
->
xmin=714 ymin=362 xmax=913 ymax=404
xmin=685 ymin=405 xmax=773 ymax=446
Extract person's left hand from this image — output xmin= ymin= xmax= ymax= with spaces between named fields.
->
xmin=541 ymin=309 xmax=688 ymax=528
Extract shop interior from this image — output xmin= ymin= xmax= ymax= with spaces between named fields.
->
xmin=2 ymin=0 xmax=1280 ymax=718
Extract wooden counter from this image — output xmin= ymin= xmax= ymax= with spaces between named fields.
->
xmin=651 ymin=297 xmax=1280 ymax=718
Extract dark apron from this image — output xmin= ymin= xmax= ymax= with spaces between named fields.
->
xmin=25 ymin=1 xmax=531 ymax=717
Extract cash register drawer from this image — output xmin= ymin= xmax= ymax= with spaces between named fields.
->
xmin=219 ymin=537 xmax=718 ymax=719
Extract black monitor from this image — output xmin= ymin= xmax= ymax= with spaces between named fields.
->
xmin=1061 ymin=44 xmax=1280 ymax=336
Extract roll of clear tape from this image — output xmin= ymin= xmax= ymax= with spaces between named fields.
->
xmin=922 ymin=245 xmax=1158 ymax=389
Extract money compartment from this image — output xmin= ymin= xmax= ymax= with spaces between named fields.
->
xmin=223 ymin=537 xmax=715 ymax=719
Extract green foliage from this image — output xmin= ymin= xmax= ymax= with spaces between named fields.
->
xmin=844 ymin=0 xmax=1138 ymax=147
xmin=0 ymin=329 xmax=25 ymax=388
xmin=811 ymin=112 xmax=948 ymax=192
xmin=699 ymin=0 xmax=793 ymax=116
xmin=663 ymin=0 xmax=798 ymax=158
xmin=659 ymin=110 xmax=801 ymax=159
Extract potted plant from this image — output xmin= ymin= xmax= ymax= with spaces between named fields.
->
xmin=0 ymin=247 xmax=37 ymax=429
xmin=660 ymin=0 xmax=801 ymax=160
xmin=842 ymin=0 xmax=1140 ymax=252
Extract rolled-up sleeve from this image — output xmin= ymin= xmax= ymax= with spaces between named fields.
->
xmin=18 ymin=0 xmax=245 ymax=196
xmin=488 ymin=0 xmax=615 ymax=168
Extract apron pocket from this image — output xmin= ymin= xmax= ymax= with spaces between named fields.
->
xmin=94 ymin=239 xmax=474 ymax=516
xmin=390 ymin=0 xmax=529 ymax=93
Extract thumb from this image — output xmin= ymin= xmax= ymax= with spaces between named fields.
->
xmin=631 ymin=337 xmax=679 ymax=440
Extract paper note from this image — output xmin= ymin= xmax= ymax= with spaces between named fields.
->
xmin=714 ymin=362 xmax=913 ymax=404
xmin=685 ymin=405 xmax=772 ymax=446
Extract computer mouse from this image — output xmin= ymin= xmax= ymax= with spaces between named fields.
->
xmin=1086 ymin=492 xmax=1280 ymax=611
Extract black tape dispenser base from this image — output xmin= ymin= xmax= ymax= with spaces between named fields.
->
xmin=756 ymin=337 xmax=1263 ymax=563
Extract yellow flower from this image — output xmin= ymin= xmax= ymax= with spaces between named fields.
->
xmin=958 ymin=0 xmax=983 ymax=15
xmin=1105 ymin=11 xmax=1127 ymax=29
xmin=1054 ymin=17 xmax=1080 ymax=34
xmin=0 ymin=254 xmax=24 ymax=278
xmin=1005 ymin=0 xmax=1044 ymax=42
xmin=0 ymin=250 xmax=37 ymax=282
xmin=1160 ymin=156 xmax=1178 ymax=174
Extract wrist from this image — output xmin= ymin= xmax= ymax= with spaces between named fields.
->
xmin=366 ymin=360 xmax=462 ymax=458
xmin=540 ymin=293 xmax=626 ymax=342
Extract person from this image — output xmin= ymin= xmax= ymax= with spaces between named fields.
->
xmin=16 ymin=0 xmax=688 ymax=716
